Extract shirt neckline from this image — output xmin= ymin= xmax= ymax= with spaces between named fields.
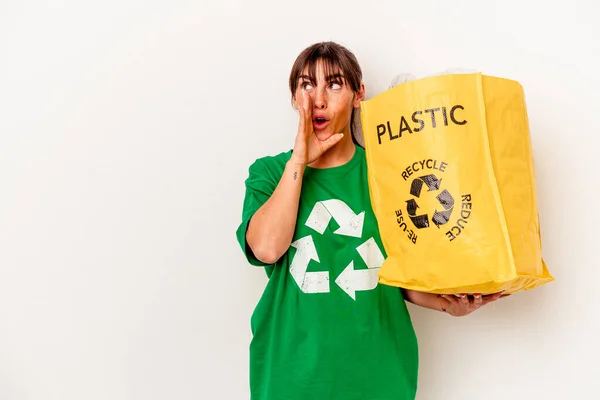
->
xmin=302 ymin=145 xmax=363 ymax=179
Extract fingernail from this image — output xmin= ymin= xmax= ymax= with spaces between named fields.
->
xmin=475 ymin=294 xmax=481 ymax=298
xmin=461 ymin=294 xmax=466 ymax=298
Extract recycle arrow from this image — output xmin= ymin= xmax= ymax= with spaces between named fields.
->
xmin=432 ymin=209 xmax=452 ymax=228
xmin=410 ymin=174 xmax=442 ymax=197
xmin=421 ymin=174 xmax=442 ymax=191
xmin=290 ymin=235 xmax=329 ymax=294
xmin=410 ymin=178 xmax=423 ymax=198
xmin=432 ymin=189 xmax=454 ymax=228
xmin=305 ymin=199 xmax=365 ymax=238
xmin=406 ymin=199 xmax=419 ymax=216
xmin=335 ymin=262 xmax=379 ymax=301
xmin=335 ymin=237 xmax=384 ymax=300
xmin=409 ymin=214 xmax=429 ymax=229
xmin=406 ymin=198 xmax=429 ymax=228
xmin=436 ymin=189 xmax=454 ymax=210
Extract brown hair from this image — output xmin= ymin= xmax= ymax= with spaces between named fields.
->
xmin=289 ymin=41 xmax=363 ymax=98
xmin=288 ymin=41 xmax=363 ymax=145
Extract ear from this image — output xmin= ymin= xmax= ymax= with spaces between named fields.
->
xmin=353 ymin=83 xmax=365 ymax=108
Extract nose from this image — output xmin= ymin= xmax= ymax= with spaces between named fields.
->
xmin=314 ymin=87 xmax=327 ymax=109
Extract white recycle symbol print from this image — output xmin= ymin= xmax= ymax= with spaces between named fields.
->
xmin=289 ymin=199 xmax=385 ymax=300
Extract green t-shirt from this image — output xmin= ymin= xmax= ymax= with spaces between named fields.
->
xmin=236 ymin=145 xmax=419 ymax=400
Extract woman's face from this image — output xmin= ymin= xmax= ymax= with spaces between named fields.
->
xmin=294 ymin=61 xmax=364 ymax=142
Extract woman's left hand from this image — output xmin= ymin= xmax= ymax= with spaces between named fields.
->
xmin=439 ymin=292 xmax=508 ymax=317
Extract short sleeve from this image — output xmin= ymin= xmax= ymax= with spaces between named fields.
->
xmin=235 ymin=158 xmax=280 ymax=267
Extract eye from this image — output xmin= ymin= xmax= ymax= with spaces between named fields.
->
xmin=330 ymin=82 xmax=342 ymax=90
xmin=301 ymin=81 xmax=313 ymax=90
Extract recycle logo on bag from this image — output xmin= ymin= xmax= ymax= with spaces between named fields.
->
xmin=406 ymin=174 xmax=455 ymax=229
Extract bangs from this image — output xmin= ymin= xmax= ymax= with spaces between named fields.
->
xmin=301 ymin=56 xmax=345 ymax=85
xmin=289 ymin=42 xmax=362 ymax=96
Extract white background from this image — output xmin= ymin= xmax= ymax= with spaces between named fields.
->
xmin=1 ymin=1 xmax=599 ymax=399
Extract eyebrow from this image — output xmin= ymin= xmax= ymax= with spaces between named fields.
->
xmin=326 ymin=73 xmax=344 ymax=81
xmin=298 ymin=73 xmax=345 ymax=82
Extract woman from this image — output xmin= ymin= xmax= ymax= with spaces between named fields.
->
xmin=236 ymin=41 xmax=503 ymax=400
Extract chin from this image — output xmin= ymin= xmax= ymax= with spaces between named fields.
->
xmin=315 ymin=131 xmax=337 ymax=142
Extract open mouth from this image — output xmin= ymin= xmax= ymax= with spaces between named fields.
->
xmin=313 ymin=117 xmax=329 ymax=129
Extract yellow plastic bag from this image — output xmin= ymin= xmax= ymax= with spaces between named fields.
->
xmin=360 ymin=73 xmax=553 ymax=294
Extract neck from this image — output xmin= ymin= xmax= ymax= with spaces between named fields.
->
xmin=308 ymin=134 xmax=356 ymax=169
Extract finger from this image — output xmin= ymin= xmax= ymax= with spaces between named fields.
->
xmin=473 ymin=293 xmax=483 ymax=308
xmin=482 ymin=292 xmax=504 ymax=305
xmin=460 ymin=294 xmax=469 ymax=306
xmin=302 ymin=90 xmax=312 ymax=130
xmin=320 ymin=132 xmax=345 ymax=152
xmin=297 ymin=97 xmax=306 ymax=133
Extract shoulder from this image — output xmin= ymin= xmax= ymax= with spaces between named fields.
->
xmin=243 ymin=150 xmax=293 ymax=187
xmin=248 ymin=150 xmax=293 ymax=175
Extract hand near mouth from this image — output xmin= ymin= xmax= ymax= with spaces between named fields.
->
xmin=290 ymin=90 xmax=344 ymax=166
